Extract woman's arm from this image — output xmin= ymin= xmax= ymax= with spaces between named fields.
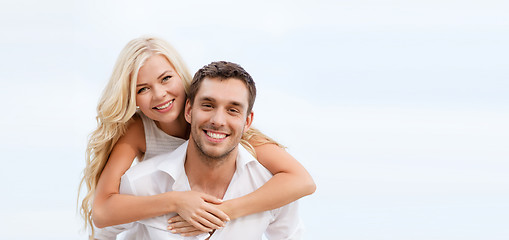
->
xmin=168 ymin=141 xmax=316 ymax=235
xmin=92 ymin=116 xmax=228 ymax=231
xmin=220 ymin=142 xmax=316 ymax=220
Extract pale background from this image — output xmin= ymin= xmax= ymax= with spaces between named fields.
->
xmin=0 ymin=0 xmax=508 ymax=239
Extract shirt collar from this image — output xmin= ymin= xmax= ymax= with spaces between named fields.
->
xmin=156 ymin=140 xmax=258 ymax=187
xmin=234 ymin=143 xmax=258 ymax=174
xmin=156 ymin=141 xmax=189 ymax=191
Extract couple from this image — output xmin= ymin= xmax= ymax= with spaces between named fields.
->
xmin=79 ymin=37 xmax=315 ymax=239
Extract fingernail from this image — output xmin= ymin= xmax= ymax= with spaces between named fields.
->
xmin=226 ymin=217 xmax=230 ymax=221
xmin=171 ymin=230 xmax=176 ymax=233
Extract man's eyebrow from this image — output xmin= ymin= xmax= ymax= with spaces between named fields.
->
xmin=230 ymin=101 xmax=245 ymax=107
xmin=199 ymin=96 xmax=216 ymax=102
xmin=197 ymin=96 xmax=245 ymax=108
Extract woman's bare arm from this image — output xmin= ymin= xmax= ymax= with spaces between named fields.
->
xmin=169 ymin=141 xmax=316 ymax=235
xmin=219 ymin=142 xmax=316 ymax=219
xmin=92 ymin=116 xmax=228 ymax=231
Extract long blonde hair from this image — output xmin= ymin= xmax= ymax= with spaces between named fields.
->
xmin=78 ymin=36 xmax=282 ymax=238
xmin=241 ymin=128 xmax=285 ymax=158
xmin=78 ymin=36 xmax=192 ymax=237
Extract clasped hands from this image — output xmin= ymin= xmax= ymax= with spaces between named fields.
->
xmin=167 ymin=191 xmax=231 ymax=237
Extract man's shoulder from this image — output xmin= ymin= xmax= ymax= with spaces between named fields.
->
xmin=124 ymin=141 xmax=188 ymax=181
xmin=236 ymin=144 xmax=273 ymax=184
xmin=123 ymin=152 xmax=172 ymax=180
xmin=120 ymin=142 xmax=188 ymax=196
xmin=120 ymin=151 xmax=177 ymax=196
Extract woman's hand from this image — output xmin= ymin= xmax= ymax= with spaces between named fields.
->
xmin=167 ymin=215 xmax=208 ymax=236
xmin=170 ymin=191 xmax=230 ymax=233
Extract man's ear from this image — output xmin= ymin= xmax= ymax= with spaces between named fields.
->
xmin=243 ymin=111 xmax=254 ymax=133
xmin=184 ymin=99 xmax=192 ymax=124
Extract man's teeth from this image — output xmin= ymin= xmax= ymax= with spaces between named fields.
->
xmin=155 ymin=100 xmax=173 ymax=110
xmin=207 ymin=131 xmax=226 ymax=139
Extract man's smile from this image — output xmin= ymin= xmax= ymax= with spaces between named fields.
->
xmin=204 ymin=130 xmax=229 ymax=141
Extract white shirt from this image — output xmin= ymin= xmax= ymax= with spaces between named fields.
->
xmin=95 ymin=141 xmax=302 ymax=240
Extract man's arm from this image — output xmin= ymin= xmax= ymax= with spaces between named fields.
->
xmin=265 ymin=201 xmax=303 ymax=240
xmin=93 ymin=223 xmax=132 ymax=240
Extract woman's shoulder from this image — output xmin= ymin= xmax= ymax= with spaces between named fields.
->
xmin=117 ymin=113 xmax=146 ymax=153
xmin=126 ymin=113 xmax=144 ymax=132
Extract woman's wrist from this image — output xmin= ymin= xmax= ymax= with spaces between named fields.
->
xmin=162 ymin=191 xmax=179 ymax=213
xmin=218 ymin=199 xmax=241 ymax=220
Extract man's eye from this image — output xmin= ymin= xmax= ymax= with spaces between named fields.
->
xmin=137 ymin=87 xmax=149 ymax=94
xmin=202 ymin=104 xmax=213 ymax=108
xmin=229 ymin=108 xmax=240 ymax=114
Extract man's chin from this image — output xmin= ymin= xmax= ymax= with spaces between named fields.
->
xmin=202 ymin=150 xmax=228 ymax=159
xmin=199 ymin=145 xmax=236 ymax=160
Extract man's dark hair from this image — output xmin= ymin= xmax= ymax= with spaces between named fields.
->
xmin=189 ymin=61 xmax=256 ymax=114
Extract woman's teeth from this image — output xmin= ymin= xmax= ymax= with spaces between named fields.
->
xmin=155 ymin=100 xmax=173 ymax=110
xmin=207 ymin=131 xmax=226 ymax=139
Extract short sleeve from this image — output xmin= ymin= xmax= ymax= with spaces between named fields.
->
xmin=264 ymin=201 xmax=303 ymax=240
xmin=93 ymin=222 xmax=134 ymax=240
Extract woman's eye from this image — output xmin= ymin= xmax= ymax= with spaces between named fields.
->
xmin=162 ymin=76 xmax=172 ymax=82
xmin=137 ymin=87 xmax=148 ymax=94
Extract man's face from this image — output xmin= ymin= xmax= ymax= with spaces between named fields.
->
xmin=185 ymin=77 xmax=253 ymax=161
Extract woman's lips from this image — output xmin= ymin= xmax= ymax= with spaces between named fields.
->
xmin=153 ymin=99 xmax=174 ymax=112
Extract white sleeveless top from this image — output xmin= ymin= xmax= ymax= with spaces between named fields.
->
xmin=94 ymin=113 xmax=187 ymax=239
xmin=138 ymin=112 xmax=186 ymax=161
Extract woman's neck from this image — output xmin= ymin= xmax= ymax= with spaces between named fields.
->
xmin=154 ymin=113 xmax=190 ymax=140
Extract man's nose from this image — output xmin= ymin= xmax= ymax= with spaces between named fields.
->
xmin=210 ymin=109 xmax=226 ymax=126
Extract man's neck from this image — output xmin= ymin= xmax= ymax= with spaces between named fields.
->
xmin=184 ymin=143 xmax=238 ymax=199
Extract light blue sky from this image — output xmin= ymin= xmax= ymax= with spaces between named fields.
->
xmin=0 ymin=0 xmax=508 ymax=239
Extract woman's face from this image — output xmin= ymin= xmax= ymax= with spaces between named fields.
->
xmin=135 ymin=54 xmax=187 ymax=124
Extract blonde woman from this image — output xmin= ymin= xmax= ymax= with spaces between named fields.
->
xmin=79 ymin=36 xmax=316 ymax=238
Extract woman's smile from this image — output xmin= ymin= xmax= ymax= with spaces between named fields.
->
xmin=153 ymin=99 xmax=174 ymax=112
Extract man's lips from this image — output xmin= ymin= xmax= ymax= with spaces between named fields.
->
xmin=204 ymin=130 xmax=228 ymax=140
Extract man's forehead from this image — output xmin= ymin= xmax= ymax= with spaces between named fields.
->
xmin=200 ymin=77 xmax=247 ymax=86
xmin=195 ymin=77 xmax=249 ymax=104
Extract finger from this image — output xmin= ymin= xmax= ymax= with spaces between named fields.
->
xmin=168 ymin=215 xmax=184 ymax=223
xmin=170 ymin=214 xmax=214 ymax=232
xmin=198 ymin=206 xmax=227 ymax=227
xmin=169 ymin=225 xmax=199 ymax=234
xmin=169 ymin=220 xmax=193 ymax=229
xmin=200 ymin=193 xmax=222 ymax=204
xmin=187 ymin=216 xmax=214 ymax=232
xmin=204 ymin=204 xmax=230 ymax=222
xmin=181 ymin=230 xmax=208 ymax=237
xmin=193 ymin=214 xmax=222 ymax=230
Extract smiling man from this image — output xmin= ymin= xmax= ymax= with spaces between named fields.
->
xmin=96 ymin=61 xmax=302 ymax=240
